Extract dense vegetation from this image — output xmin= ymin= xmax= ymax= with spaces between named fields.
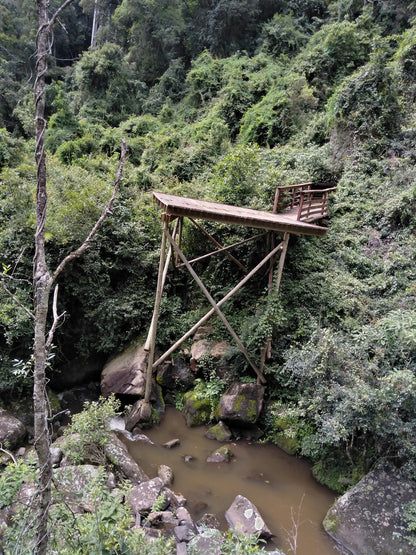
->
xmin=1 ymin=0 xmax=416 ymax=500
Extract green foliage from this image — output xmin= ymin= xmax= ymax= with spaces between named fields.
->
xmin=261 ymin=13 xmax=309 ymax=57
xmin=404 ymin=499 xmax=416 ymax=547
xmin=298 ymin=15 xmax=376 ymax=98
xmin=188 ymin=526 xmax=267 ymax=554
xmin=185 ymin=51 xmax=224 ymax=107
xmin=192 ymin=365 xmax=228 ymax=419
xmin=211 ymin=144 xmax=281 ymax=207
xmin=239 ymin=73 xmax=318 ymax=146
xmin=1 ymin=464 xmax=175 ymax=555
xmin=0 ymin=457 xmax=37 ymax=509
xmin=72 ymin=43 xmax=145 ymax=125
xmin=62 ymin=395 xmax=121 ymax=465
xmin=279 ymin=326 xmax=416 ymax=480
xmin=327 ymin=52 xmax=402 ymax=146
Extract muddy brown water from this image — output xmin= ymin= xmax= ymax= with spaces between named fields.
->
xmin=125 ymin=407 xmax=339 ymax=554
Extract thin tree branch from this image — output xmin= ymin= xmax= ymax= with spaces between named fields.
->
xmin=1 ymin=282 xmax=34 ymax=320
xmin=0 ymin=445 xmax=18 ymax=464
xmin=48 ymin=0 xmax=76 ymax=29
xmin=45 ymin=284 xmax=66 ymax=351
xmin=51 ymin=140 xmax=128 ymax=283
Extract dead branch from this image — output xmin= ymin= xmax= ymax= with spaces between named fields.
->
xmin=51 ymin=139 xmax=128 ymax=283
xmin=48 ymin=0 xmax=76 ymax=29
xmin=45 ymin=284 xmax=66 ymax=352
xmin=0 ymin=445 xmax=18 ymax=464
xmin=282 ymin=493 xmax=306 ymax=555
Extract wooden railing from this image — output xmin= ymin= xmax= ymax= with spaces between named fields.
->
xmin=273 ymin=182 xmax=313 ymax=213
xmin=273 ymin=182 xmax=336 ymax=222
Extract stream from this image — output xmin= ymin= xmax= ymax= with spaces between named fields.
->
xmin=125 ymin=407 xmax=340 ymax=555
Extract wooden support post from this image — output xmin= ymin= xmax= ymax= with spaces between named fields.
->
xmin=262 ymin=231 xmax=291 ymax=374
xmin=152 ymin=240 xmax=284 ymax=370
xmin=144 ymin=219 xmax=179 ymax=352
xmin=144 ymin=219 xmax=169 ymax=404
xmin=275 ymin=232 xmax=290 ymax=293
xmin=175 ymin=217 xmax=183 ymax=267
xmin=164 ymin=226 xmax=266 ymax=384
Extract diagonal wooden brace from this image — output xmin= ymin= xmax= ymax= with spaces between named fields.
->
xmin=152 ymin=239 xmax=284 ymax=370
xmin=164 ymin=226 xmax=267 ymax=384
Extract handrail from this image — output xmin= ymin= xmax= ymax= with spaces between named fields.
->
xmin=273 ymin=182 xmax=336 ymax=222
xmin=301 ymin=187 xmax=337 ymax=195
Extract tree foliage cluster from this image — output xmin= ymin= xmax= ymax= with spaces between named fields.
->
xmin=1 ymin=0 xmax=416 ymax=497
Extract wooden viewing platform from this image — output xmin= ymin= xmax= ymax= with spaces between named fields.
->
xmin=142 ymin=182 xmax=336 ymax=404
xmin=153 ymin=191 xmax=329 ymax=236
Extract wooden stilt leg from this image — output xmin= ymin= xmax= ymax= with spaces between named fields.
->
xmin=262 ymin=232 xmax=291 ymax=375
xmin=144 ymin=219 xmax=179 ymax=352
xmin=275 ymin=232 xmax=290 ymax=293
xmin=144 ymin=219 xmax=169 ymax=404
xmin=164 ymin=226 xmax=267 ymax=384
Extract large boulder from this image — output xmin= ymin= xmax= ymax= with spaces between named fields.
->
xmin=190 ymin=340 xmax=231 ymax=371
xmin=0 ymin=409 xmax=26 ymax=449
xmin=101 ymin=341 xmax=148 ymax=396
xmin=156 ymin=356 xmax=195 ymax=391
xmin=219 ymin=383 xmax=265 ymax=425
xmin=323 ymin=467 xmax=416 ymax=555
xmin=53 ymin=465 xmax=108 ymax=512
xmin=104 ymin=432 xmax=149 ymax=483
xmin=129 ymin=477 xmax=168 ymax=516
xmin=182 ymin=390 xmax=211 ymax=427
xmin=225 ymin=494 xmax=273 ymax=539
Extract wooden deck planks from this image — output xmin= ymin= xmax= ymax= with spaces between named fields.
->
xmin=153 ymin=192 xmax=328 ymax=237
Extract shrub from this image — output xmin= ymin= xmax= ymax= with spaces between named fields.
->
xmin=62 ymin=395 xmax=121 ymax=465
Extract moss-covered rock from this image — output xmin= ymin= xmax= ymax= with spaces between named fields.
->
xmin=205 ymin=421 xmax=232 ymax=442
xmin=219 ymin=383 xmax=264 ymax=425
xmin=182 ymin=390 xmax=211 ymax=427
xmin=323 ymin=466 xmax=416 ymax=555
xmin=206 ymin=445 xmax=233 ymax=463
xmin=274 ymin=433 xmax=299 ymax=456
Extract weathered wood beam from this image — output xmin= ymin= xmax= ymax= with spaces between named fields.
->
xmin=275 ymin=232 xmax=290 ymax=293
xmin=144 ymin=219 xmax=169 ymax=404
xmin=177 ymin=231 xmax=266 ymax=268
xmin=144 ymin=219 xmax=179 ymax=352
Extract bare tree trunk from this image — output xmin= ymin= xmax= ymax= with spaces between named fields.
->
xmin=32 ymin=2 xmax=126 ymax=552
xmin=33 ymin=1 xmax=54 ymax=551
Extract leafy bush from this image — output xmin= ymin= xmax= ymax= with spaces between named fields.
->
xmin=279 ymin=326 xmax=416 ymax=482
xmin=260 ymin=13 xmax=309 ymax=57
xmin=62 ymin=395 xmax=121 ymax=465
xmin=298 ymin=15 xmax=375 ymax=96
xmin=0 ymin=457 xmax=37 ymax=509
